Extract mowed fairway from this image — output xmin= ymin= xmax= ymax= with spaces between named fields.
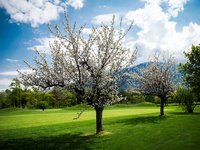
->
xmin=0 ymin=104 xmax=200 ymax=150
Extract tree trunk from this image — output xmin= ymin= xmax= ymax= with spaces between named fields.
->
xmin=160 ymin=98 xmax=165 ymax=116
xmin=188 ymin=108 xmax=193 ymax=113
xmin=95 ymin=107 xmax=104 ymax=134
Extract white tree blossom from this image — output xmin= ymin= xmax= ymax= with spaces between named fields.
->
xmin=19 ymin=12 xmax=136 ymax=133
xmin=135 ymin=53 xmax=177 ymax=116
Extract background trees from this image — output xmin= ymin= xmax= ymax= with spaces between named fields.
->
xmin=174 ymin=44 xmax=200 ymax=113
xmin=0 ymin=78 xmax=76 ymax=109
xmin=37 ymin=101 xmax=48 ymax=111
xmin=51 ymin=87 xmax=76 ymax=107
xmin=135 ymin=53 xmax=177 ymax=116
xmin=9 ymin=78 xmax=22 ymax=108
xmin=0 ymin=91 xmax=9 ymax=108
xmin=180 ymin=45 xmax=200 ymax=101
xmin=19 ymin=14 xmax=136 ymax=134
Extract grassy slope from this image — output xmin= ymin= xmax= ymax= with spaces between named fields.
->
xmin=0 ymin=104 xmax=199 ymax=150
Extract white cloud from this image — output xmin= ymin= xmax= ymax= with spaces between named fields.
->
xmin=67 ymin=0 xmax=84 ymax=10
xmin=140 ymin=0 xmax=188 ymax=17
xmin=92 ymin=13 xmax=118 ymax=25
xmin=28 ymin=36 xmax=56 ymax=54
xmin=0 ymin=78 xmax=12 ymax=91
xmin=125 ymin=0 xmax=200 ymax=63
xmin=167 ymin=0 xmax=188 ymax=17
xmin=0 ymin=78 xmax=12 ymax=86
xmin=0 ymin=69 xmax=33 ymax=90
xmin=0 ymin=0 xmax=64 ymax=27
xmin=0 ymin=71 xmax=18 ymax=76
xmin=0 ymin=69 xmax=32 ymax=76
xmin=6 ymin=58 xmax=19 ymax=62
xmin=98 ymin=5 xmax=110 ymax=9
xmin=82 ymin=28 xmax=92 ymax=35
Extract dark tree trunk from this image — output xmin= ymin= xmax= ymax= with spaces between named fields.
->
xmin=160 ymin=97 xmax=165 ymax=116
xmin=188 ymin=108 xmax=193 ymax=113
xmin=95 ymin=107 xmax=104 ymax=134
xmin=74 ymin=87 xmax=85 ymax=104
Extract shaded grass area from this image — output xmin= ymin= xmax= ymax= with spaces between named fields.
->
xmin=0 ymin=133 xmax=95 ymax=150
xmin=0 ymin=105 xmax=200 ymax=150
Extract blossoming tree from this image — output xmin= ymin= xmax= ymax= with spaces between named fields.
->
xmin=19 ymin=13 xmax=136 ymax=133
xmin=135 ymin=53 xmax=177 ymax=116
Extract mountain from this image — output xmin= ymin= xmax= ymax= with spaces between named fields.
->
xmin=119 ymin=62 xmax=182 ymax=90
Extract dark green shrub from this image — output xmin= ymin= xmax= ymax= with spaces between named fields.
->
xmin=174 ymin=87 xmax=197 ymax=113
xmin=37 ymin=101 xmax=48 ymax=111
xmin=145 ymin=95 xmax=155 ymax=103
xmin=119 ymin=90 xmax=145 ymax=104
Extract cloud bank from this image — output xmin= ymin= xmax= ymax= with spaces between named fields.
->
xmin=67 ymin=0 xmax=84 ymax=10
xmin=0 ymin=0 xmax=85 ymax=27
xmin=92 ymin=13 xmax=119 ymax=25
xmin=125 ymin=0 xmax=200 ymax=63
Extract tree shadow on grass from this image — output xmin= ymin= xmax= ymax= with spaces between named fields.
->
xmin=0 ymin=133 xmax=96 ymax=150
xmin=169 ymin=112 xmax=200 ymax=115
xmin=114 ymin=115 xmax=168 ymax=126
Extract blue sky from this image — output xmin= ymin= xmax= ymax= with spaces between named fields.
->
xmin=0 ymin=0 xmax=200 ymax=90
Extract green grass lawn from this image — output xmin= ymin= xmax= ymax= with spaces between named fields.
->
xmin=0 ymin=104 xmax=200 ymax=150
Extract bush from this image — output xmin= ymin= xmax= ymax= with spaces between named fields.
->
xmin=174 ymin=87 xmax=197 ymax=113
xmin=0 ymin=92 xmax=8 ymax=108
xmin=119 ymin=90 xmax=145 ymax=104
xmin=37 ymin=101 xmax=48 ymax=111
xmin=50 ymin=87 xmax=77 ymax=107
xmin=145 ymin=95 xmax=155 ymax=103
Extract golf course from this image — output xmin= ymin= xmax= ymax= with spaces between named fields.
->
xmin=0 ymin=104 xmax=199 ymax=150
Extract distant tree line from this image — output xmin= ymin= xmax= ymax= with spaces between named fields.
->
xmin=0 ymin=78 xmax=76 ymax=109
xmin=0 ymin=79 xmax=185 ymax=110
xmin=0 ymin=78 xmax=168 ymax=109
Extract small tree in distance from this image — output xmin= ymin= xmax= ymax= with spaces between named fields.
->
xmin=134 ymin=53 xmax=177 ymax=116
xmin=19 ymin=13 xmax=136 ymax=134
xmin=9 ymin=78 xmax=22 ymax=108
xmin=37 ymin=101 xmax=48 ymax=111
